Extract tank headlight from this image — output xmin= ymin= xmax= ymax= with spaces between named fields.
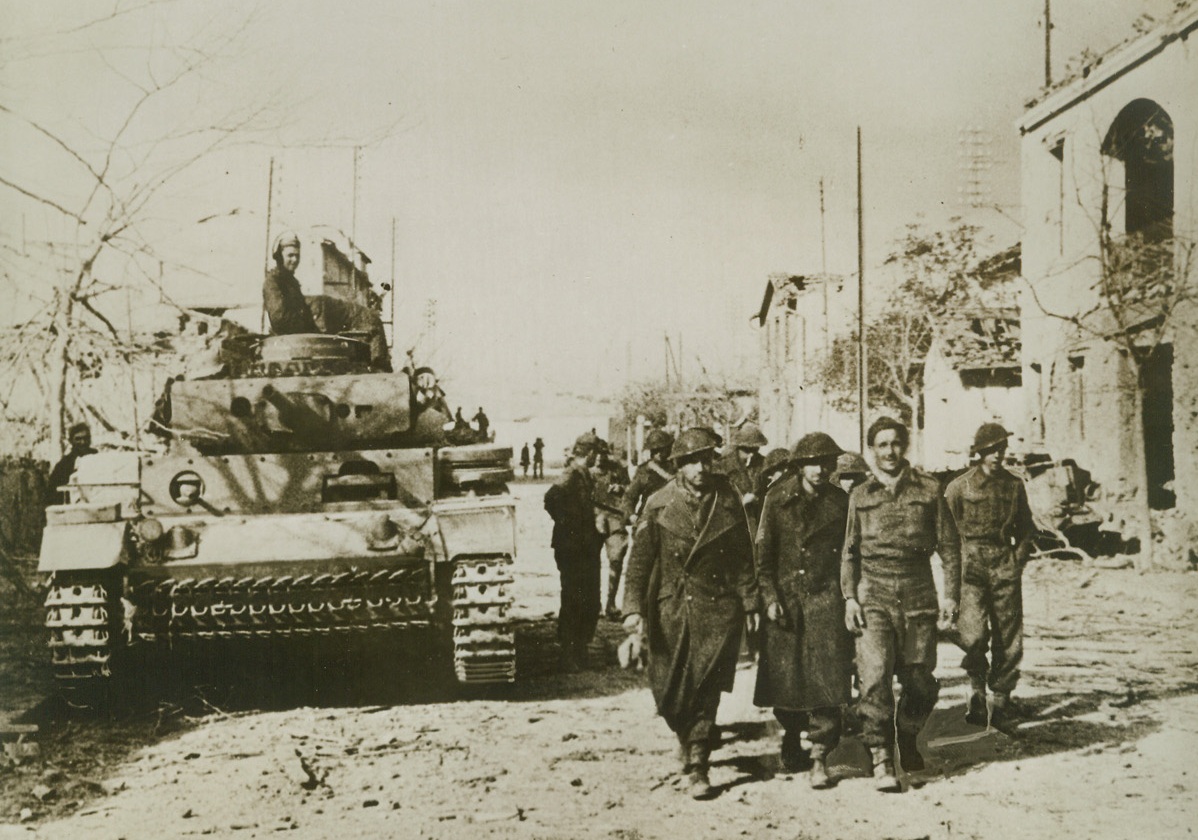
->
xmin=135 ymin=518 xmax=164 ymax=543
xmin=164 ymin=526 xmax=199 ymax=559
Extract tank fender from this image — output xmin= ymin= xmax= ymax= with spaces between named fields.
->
xmin=38 ymin=521 xmax=130 ymax=573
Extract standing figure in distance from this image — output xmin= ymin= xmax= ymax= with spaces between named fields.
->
xmin=754 ymin=433 xmax=853 ymax=789
xmin=519 ymin=442 xmax=531 ymax=478
xmin=473 ymin=407 xmax=490 ymax=441
xmin=945 ymin=422 xmax=1035 ymax=732
xmin=532 ymin=437 xmax=545 ymax=479
xmin=842 ymin=416 xmax=961 ymax=791
xmin=622 ymin=427 xmax=759 ymax=800
xmin=544 ymin=433 xmax=602 ymax=672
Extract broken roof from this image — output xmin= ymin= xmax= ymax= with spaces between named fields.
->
xmin=932 ymin=308 xmax=1021 ymax=371
xmin=754 ymin=273 xmax=842 ymax=324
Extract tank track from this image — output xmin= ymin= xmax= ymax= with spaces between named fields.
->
xmin=128 ymin=567 xmax=433 ymax=640
xmin=450 ymin=555 xmax=515 ymax=684
xmin=45 ymin=571 xmax=122 ymax=690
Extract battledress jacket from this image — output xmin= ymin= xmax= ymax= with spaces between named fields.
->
xmin=753 ymin=476 xmax=853 ymax=711
xmin=544 ymin=463 xmax=599 ymax=556
xmin=622 ymin=476 xmax=758 ymax=720
xmin=262 ymin=267 xmax=317 ymax=335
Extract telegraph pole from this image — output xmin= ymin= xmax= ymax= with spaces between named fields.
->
xmin=1044 ymin=0 xmax=1053 ymax=87
xmin=856 ymin=128 xmax=867 ymax=451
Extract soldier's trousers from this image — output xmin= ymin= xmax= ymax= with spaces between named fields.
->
xmin=855 ymin=571 xmax=940 ymax=748
xmin=775 ymin=707 xmax=841 ymax=757
xmin=555 ymin=546 xmax=601 ymax=655
xmin=603 ymin=531 xmax=628 ymax=605
xmin=665 ymin=687 xmax=723 ymax=746
xmin=957 ymin=551 xmax=1023 ymax=695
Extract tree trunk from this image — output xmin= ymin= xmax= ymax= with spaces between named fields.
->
xmin=1127 ymin=374 xmax=1155 ymax=570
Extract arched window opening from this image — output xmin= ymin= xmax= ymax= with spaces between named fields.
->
xmin=1102 ymin=99 xmax=1174 ymax=241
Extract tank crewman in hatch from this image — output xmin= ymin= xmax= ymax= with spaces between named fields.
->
xmin=715 ymin=422 xmax=769 ymax=534
xmin=754 ymin=432 xmax=853 ymax=790
xmin=544 ymin=432 xmax=603 ymax=672
xmin=262 ymin=231 xmax=392 ymax=372
xmin=45 ymin=422 xmax=97 ymax=507
xmin=622 ymin=427 xmax=759 ymax=800
xmin=944 ymin=422 xmax=1035 ymax=733
xmin=263 ymin=232 xmax=318 ymax=335
xmin=842 ymin=416 xmax=961 ymax=791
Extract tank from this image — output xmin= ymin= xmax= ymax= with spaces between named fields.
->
xmin=38 ymin=330 xmax=517 ymax=699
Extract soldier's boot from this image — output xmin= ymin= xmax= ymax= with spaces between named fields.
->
xmin=870 ymin=747 xmax=901 ymax=793
xmin=808 ymin=746 xmax=833 ymax=790
xmin=965 ymin=678 xmax=988 ymax=726
xmin=676 ymin=733 xmax=692 ymax=774
xmin=604 ymin=572 xmax=622 ymax=619
xmin=990 ymin=692 xmax=1020 ymax=735
xmin=897 ymin=730 xmax=925 ymax=773
xmin=779 ymin=732 xmax=812 ymax=773
xmin=686 ymin=742 xmax=716 ymax=800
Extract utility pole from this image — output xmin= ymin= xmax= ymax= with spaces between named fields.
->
xmin=819 ymin=177 xmax=830 ymax=358
xmin=856 ymin=127 xmax=867 ymax=452
xmin=387 ymin=217 xmax=397 ymax=351
xmin=261 ymin=157 xmax=275 ymax=334
xmin=1044 ymin=0 xmax=1053 ymax=87
xmin=351 ymin=146 xmax=360 ymax=247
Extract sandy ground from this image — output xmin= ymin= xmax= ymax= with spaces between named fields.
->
xmin=2 ymin=478 xmax=1197 ymax=839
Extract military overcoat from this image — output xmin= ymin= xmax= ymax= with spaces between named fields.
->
xmin=753 ymin=476 xmax=853 ymax=710
xmin=622 ymin=475 xmax=757 ymax=722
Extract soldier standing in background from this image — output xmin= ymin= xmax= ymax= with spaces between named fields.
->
xmin=758 ymin=448 xmax=791 ymax=496
xmin=45 ymin=422 xmax=96 ymax=507
xmin=754 ymin=433 xmax=853 ymax=789
xmin=716 ymin=422 xmax=768 ymax=533
xmin=945 ymin=422 xmax=1035 ymax=732
xmin=520 ymin=443 xmax=531 ymax=477
xmin=473 ymin=407 xmax=490 ymax=440
xmin=842 ymin=416 xmax=961 ymax=791
xmin=622 ymin=429 xmax=675 ymax=527
xmin=532 ymin=437 xmax=545 ymax=478
xmin=832 ymin=451 xmax=870 ymax=495
xmin=622 ymin=427 xmax=759 ymax=800
xmin=544 ymin=433 xmax=602 ymax=672
xmin=591 ymin=440 xmax=631 ymax=619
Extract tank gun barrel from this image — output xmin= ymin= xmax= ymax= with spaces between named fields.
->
xmin=261 ymin=384 xmax=331 ymax=440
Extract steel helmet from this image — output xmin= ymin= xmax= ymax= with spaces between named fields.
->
xmin=790 ymin=432 xmax=843 ymax=463
xmin=670 ymin=427 xmax=721 ymax=463
xmin=572 ymin=431 xmax=599 ymax=456
xmin=645 ymin=429 xmax=674 ymax=453
xmin=834 ymin=451 xmax=870 ymax=477
xmin=762 ymin=448 xmax=791 ymax=472
xmin=731 ymin=422 xmax=768 ymax=449
xmin=971 ymin=422 xmax=1012 ymax=455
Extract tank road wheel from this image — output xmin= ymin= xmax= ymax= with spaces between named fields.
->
xmin=44 ymin=569 xmax=126 ymax=707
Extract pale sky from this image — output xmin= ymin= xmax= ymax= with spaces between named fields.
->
xmin=0 ymin=0 xmax=1176 ymax=416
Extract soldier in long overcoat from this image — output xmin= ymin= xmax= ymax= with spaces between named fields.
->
xmin=753 ymin=432 xmax=853 ymax=789
xmin=715 ymin=422 xmax=768 ymax=533
xmin=622 ymin=427 xmax=759 ymax=800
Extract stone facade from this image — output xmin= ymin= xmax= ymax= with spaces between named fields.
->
xmin=1018 ymin=8 xmax=1198 ymax=550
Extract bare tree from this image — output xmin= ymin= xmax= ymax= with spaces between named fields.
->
xmin=0 ymin=2 xmax=282 ymax=457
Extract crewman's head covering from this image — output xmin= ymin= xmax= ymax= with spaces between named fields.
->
xmin=645 ymin=429 xmax=674 ymax=453
xmin=271 ymin=231 xmax=301 ymax=262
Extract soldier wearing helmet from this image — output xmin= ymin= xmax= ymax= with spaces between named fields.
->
xmin=590 ymin=439 xmax=631 ymax=620
xmin=716 ymin=422 xmax=769 ymax=533
xmin=622 ymin=428 xmax=675 ymax=527
xmin=622 ymin=427 xmax=759 ymax=800
xmin=544 ymin=432 xmax=603 ymax=672
xmin=944 ymin=422 xmax=1035 ymax=733
xmin=263 ymin=231 xmax=318 ymax=335
xmin=832 ymin=451 xmax=870 ymax=494
xmin=753 ymin=432 xmax=854 ymax=789
xmin=758 ymin=448 xmax=791 ymax=495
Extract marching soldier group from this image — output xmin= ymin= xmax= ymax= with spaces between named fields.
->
xmin=583 ymin=418 xmax=1034 ymax=800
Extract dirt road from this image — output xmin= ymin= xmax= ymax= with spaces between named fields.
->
xmin=2 ymin=479 xmax=1196 ymax=839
